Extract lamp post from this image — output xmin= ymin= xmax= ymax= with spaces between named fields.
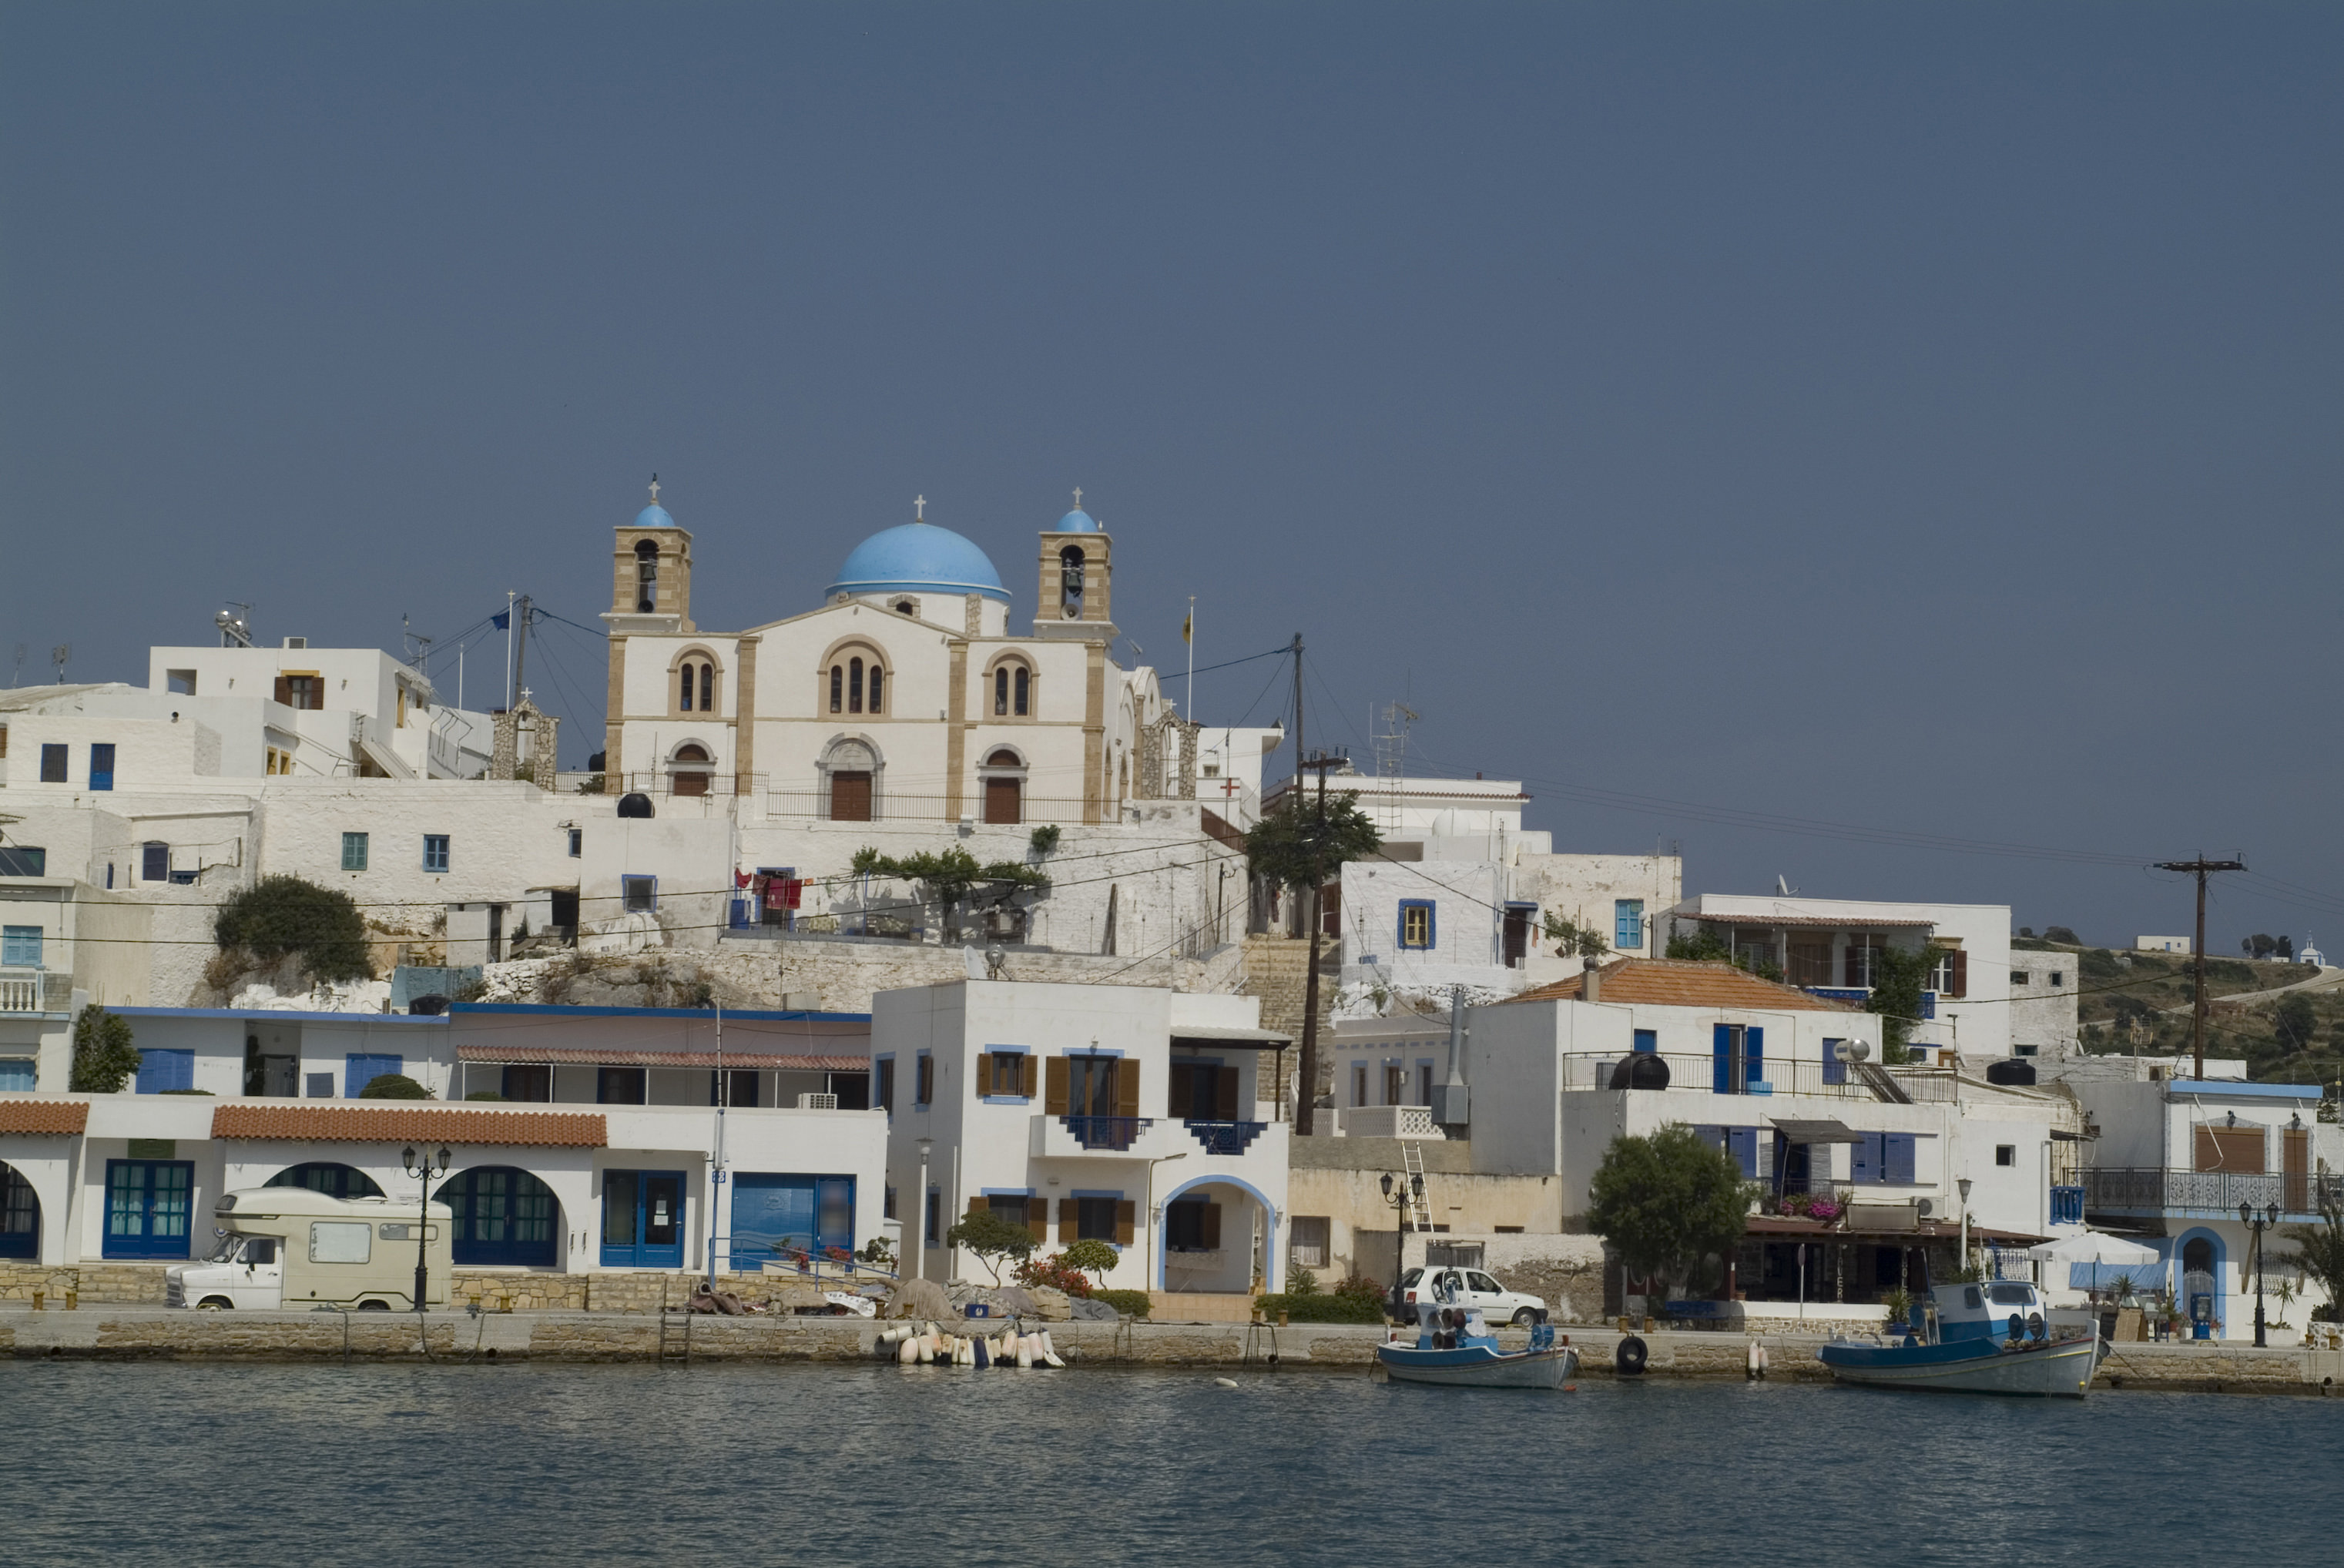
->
xmin=400 ymin=1144 xmax=451 ymax=1314
xmin=1377 ymin=1171 xmax=1423 ymax=1318
xmin=914 ymin=1136 xmax=934 ymax=1282
xmin=2239 ymin=1201 xmax=2279 ymax=1348
xmin=1957 ymin=1177 xmax=1973 ymax=1277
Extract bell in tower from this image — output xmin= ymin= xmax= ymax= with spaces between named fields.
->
xmin=1034 ymin=488 xmax=1115 ymax=641
xmin=607 ymin=477 xmax=695 ymax=633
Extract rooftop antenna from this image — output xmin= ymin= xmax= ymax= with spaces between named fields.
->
xmin=1371 ymin=699 xmax=1417 ymax=833
xmin=1776 ymin=875 xmax=1797 ymax=896
xmin=10 ymin=643 xmax=22 ymax=687
xmin=50 ymin=644 xmax=69 ymax=683
xmin=215 ymin=604 xmax=253 ymax=648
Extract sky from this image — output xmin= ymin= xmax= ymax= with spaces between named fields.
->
xmin=3 ymin=2 xmax=2338 ymax=952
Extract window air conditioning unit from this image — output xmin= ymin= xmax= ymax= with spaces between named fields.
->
xmin=796 ymin=1093 xmax=839 ymax=1111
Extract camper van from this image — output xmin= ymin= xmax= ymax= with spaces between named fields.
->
xmin=166 ymin=1188 xmax=452 ymax=1311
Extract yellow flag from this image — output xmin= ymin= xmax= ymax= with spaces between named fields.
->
xmin=1182 ymin=608 xmax=1192 ymax=645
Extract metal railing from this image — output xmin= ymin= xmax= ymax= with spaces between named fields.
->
xmin=2083 ymin=1166 xmax=2336 ymax=1220
xmin=764 ymin=791 xmax=1102 ymax=825
xmin=1062 ymin=1115 xmax=1152 ymax=1151
xmin=1183 ymin=1120 xmax=1268 ymax=1156
xmin=608 ymin=770 xmax=769 ymax=799
xmin=1559 ymin=1052 xmax=1959 ymax=1103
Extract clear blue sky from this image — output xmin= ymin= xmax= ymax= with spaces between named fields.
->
xmin=4 ymin=3 xmax=2337 ymax=951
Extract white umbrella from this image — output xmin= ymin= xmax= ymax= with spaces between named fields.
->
xmin=2027 ymin=1231 xmax=2163 ymax=1296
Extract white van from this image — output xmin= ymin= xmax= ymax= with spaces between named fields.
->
xmin=166 ymin=1188 xmax=452 ymax=1311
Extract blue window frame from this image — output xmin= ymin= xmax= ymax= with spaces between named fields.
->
xmin=1615 ymin=899 xmax=1645 ymax=950
xmin=1849 ymin=1132 xmax=1918 ymax=1184
xmin=89 ymin=743 xmax=116 ymax=790
xmin=422 ymin=835 xmax=450 ymax=873
xmin=1398 ymin=900 xmax=1436 ymax=950
xmin=1688 ymin=1126 xmax=1762 ymax=1178
xmin=103 ymin=1159 xmax=193 ymax=1258
xmin=438 ymin=1165 xmax=559 ymax=1267
xmin=925 ymin=1188 xmax=941 ymax=1247
xmin=1632 ymin=1029 xmax=1658 ymax=1054
xmin=2 ymin=926 xmax=41 ymax=967
xmin=341 ymin=833 xmax=368 ymax=872
xmin=143 ymin=842 xmax=169 ymax=882
xmin=0 ymin=1060 xmax=32 ymax=1093
xmin=914 ymin=1052 xmax=934 ymax=1107
xmin=344 ymin=1053 xmax=403 ymax=1097
xmin=1711 ymin=1024 xmax=1762 ymax=1094
xmin=732 ymin=1174 xmax=855 ymax=1268
xmin=1823 ymin=1040 xmax=1849 ymax=1085
xmin=134 ymin=1049 xmax=195 ymax=1094
xmin=265 ymin=1161 xmax=384 ymax=1200
xmin=602 ymin=1169 xmax=685 ymax=1268
xmin=0 ymin=1161 xmax=39 ymax=1258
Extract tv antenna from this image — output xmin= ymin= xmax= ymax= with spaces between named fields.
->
xmin=50 ymin=645 xmax=69 ymax=683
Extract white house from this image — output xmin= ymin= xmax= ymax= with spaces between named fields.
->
xmin=872 ymin=978 xmax=1291 ymax=1310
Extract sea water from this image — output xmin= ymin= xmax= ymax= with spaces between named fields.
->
xmin=8 ymin=1360 xmax=2342 ymax=1564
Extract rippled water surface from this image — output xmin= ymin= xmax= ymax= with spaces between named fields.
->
xmin=9 ymin=1359 xmax=2342 ymax=1564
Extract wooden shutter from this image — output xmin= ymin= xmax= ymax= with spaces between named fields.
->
xmin=1115 ymin=1200 xmax=1135 ymax=1245
xmin=1169 ymin=1062 xmax=1192 ymax=1116
xmin=1216 ymin=1066 xmax=1239 ymax=1121
xmin=967 ymin=1196 xmax=989 ymax=1218
xmin=1020 ymin=1054 xmax=1038 ymax=1097
xmin=2195 ymin=1125 xmax=2266 ymax=1174
xmin=1200 ymin=1202 xmax=1222 ymax=1249
xmin=2286 ymin=1128 xmax=2310 ymax=1211
xmin=1949 ymin=950 xmax=1969 ymax=998
xmin=1045 ymin=1055 xmax=1070 ymax=1115
xmin=1059 ymin=1198 xmax=1080 ymax=1233
xmin=273 ymin=675 xmax=293 ymax=706
xmin=1115 ymin=1060 xmax=1140 ymax=1119
xmin=1712 ymin=1024 xmax=1733 ymax=1093
xmin=974 ymin=1053 xmax=991 ymax=1098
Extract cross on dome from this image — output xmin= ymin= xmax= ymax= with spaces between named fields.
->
xmin=915 ymin=494 xmax=925 ymax=521
xmin=1072 ymin=486 xmax=1081 ymax=508
xmin=649 ymin=475 xmax=659 ymax=503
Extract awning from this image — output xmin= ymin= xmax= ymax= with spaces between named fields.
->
xmin=455 ymin=1045 xmax=867 ymax=1071
xmin=1744 ymin=1215 xmax=2048 ymax=1246
xmin=1769 ymin=1117 xmax=1864 ymax=1144
xmin=1169 ymin=1027 xmax=1294 ymax=1044
xmin=355 ymin=735 xmax=417 ymax=780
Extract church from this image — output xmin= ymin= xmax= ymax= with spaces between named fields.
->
xmin=599 ymin=487 xmax=1246 ymax=827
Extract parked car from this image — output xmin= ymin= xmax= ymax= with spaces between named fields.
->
xmin=1388 ymin=1265 xmax=1547 ymax=1325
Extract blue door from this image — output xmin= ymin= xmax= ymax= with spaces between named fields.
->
xmin=0 ymin=1162 xmax=39 ymax=1259
xmin=602 ymin=1169 xmax=686 ymax=1268
xmin=103 ymin=1159 xmax=193 ymax=1259
xmin=732 ymin=1174 xmax=854 ymax=1270
xmin=89 ymin=743 xmax=116 ymax=791
xmin=437 ymin=1166 xmax=558 ymax=1266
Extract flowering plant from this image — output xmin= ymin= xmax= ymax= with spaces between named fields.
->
xmin=1806 ymin=1200 xmax=1842 ymax=1223
xmin=1014 ymin=1251 xmax=1097 ymax=1298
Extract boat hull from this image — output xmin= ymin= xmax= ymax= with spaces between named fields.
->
xmin=1377 ymin=1343 xmax=1580 ymax=1389
xmin=1819 ymin=1335 xmax=2101 ymax=1398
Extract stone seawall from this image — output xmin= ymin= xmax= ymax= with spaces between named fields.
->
xmin=5 ymin=1309 xmax=2342 ymax=1392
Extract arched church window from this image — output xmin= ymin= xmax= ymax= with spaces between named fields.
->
xmin=672 ymin=743 xmax=713 ymax=799
xmin=849 ymin=657 xmax=864 ymax=715
xmin=830 ymin=665 xmax=843 ymax=714
xmin=1059 ymin=546 xmax=1085 ymax=620
xmin=994 ymin=668 xmax=1009 ymax=716
xmin=894 ymin=599 xmax=917 ymax=616
xmin=680 ymin=665 xmax=694 ymax=712
xmin=699 ymin=662 xmax=713 ymax=713
xmin=635 ymin=540 xmax=659 ymax=613
xmin=1014 ymin=667 xmax=1030 ymax=716
xmin=867 ymin=665 xmax=883 ymax=714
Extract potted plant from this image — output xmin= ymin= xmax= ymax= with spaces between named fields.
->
xmin=1880 ymin=1286 xmax=1915 ymax=1336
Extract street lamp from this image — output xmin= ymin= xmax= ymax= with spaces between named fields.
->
xmin=2239 ymin=1201 xmax=2281 ymax=1348
xmin=400 ymin=1144 xmax=451 ymax=1315
xmin=1957 ymin=1177 xmax=1973 ymax=1276
xmin=914 ymin=1137 xmax=934 ymax=1282
xmin=1378 ymin=1171 xmax=1424 ymax=1318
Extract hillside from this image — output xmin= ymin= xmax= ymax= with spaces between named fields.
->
xmin=2041 ymin=939 xmax=2344 ymax=1083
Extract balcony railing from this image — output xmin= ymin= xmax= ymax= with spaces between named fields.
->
xmin=1 ymin=968 xmax=52 ymax=1014
xmin=765 ymin=791 xmax=1102 ymax=825
xmin=1183 ymin=1120 xmax=1267 ymax=1156
xmin=1062 ymin=1115 xmax=1151 ymax=1151
xmin=1560 ymin=1052 xmax=1960 ymax=1103
xmin=1340 ymin=1105 xmax=1442 ymax=1138
xmin=2082 ymin=1166 xmax=2336 ymax=1221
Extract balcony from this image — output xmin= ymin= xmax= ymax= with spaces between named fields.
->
xmin=1030 ymin=1113 xmax=1163 ymax=1158
xmin=1559 ymin=1052 xmax=1960 ymax=1104
xmin=1805 ymin=987 xmax=1937 ymax=1020
xmin=1182 ymin=1120 xmax=1267 ymax=1157
xmin=2082 ymin=1166 xmax=2337 ymax=1222
xmin=1339 ymin=1104 xmax=1443 ymax=1139
xmin=0 ymin=968 xmax=67 ymax=1015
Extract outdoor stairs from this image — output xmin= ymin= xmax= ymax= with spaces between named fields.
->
xmin=1239 ymin=936 xmax=1340 ymax=1107
xmin=1855 ymin=1062 xmax=1911 ymax=1104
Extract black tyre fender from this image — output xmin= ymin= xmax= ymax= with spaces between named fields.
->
xmin=1616 ymin=1334 xmax=1648 ymax=1375
xmin=357 ymin=1298 xmax=392 ymax=1312
xmin=1512 ymin=1308 xmax=1538 ymax=1328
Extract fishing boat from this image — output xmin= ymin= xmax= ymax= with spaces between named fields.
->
xmin=1818 ymin=1280 xmax=2102 ymax=1398
xmin=1376 ymin=1292 xmax=1578 ymax=1389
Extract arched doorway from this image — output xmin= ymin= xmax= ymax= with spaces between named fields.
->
xmin=435 ymin=1166 xmax=561 ymax=1268
xmin=982 ymin=749 xmax=1025 ymax=825
xmin=1157 ymin=1175 xmax=1277 ymax=1298
xmin=824 ymin=739 xmax=877 ymax=822
xmin=0 ymin=1161 xmax=39 ymax=1259
xmin=2181 ymin=1231 xmax=2223 ymax=1337
xmin=264 ymin=1162 xmax=384 ymax=1201
xmin=670 ymin=743 xmax=713 ymax=797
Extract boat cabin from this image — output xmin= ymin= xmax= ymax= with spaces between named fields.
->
xmin=1918 ymin=1281 xmax=2051 ymax=1347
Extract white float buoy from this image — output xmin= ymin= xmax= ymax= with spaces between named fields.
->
xmin=1015 ymin=1335 xmax=1035 ymax=1369
xmin=1038 ymin=1331 xmax=1066 ymax=1368
xmin=1214 ymin=1377 xmax=1239 ymax=1389
xmin=897 ymin=1336 xmax=918 ymax=1365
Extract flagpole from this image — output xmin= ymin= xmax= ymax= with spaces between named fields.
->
xmin=1185 ymin=596 xmax=1195 ymax=717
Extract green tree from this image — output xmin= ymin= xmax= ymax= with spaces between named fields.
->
xmin=1059 ymin=1237 xmax=1119 ymax=1290
xmin=1244 ymin=789 xmax=1383 ymax=1135
xmin=1666 ymin=928 xmax=1734 ymax=963
xmin=1868 ymin=943 xmax=1941 ymax=1065
xmin=1588 ymin=1124 xmax=1757 ymax=1292
xmin=69 ymin=1004 xmax=142 ymax=1092
xmin=213 ymin=875 xmax=373 ymax=982
xmin=2044 ymin=926 xmax=2081 ymax=946
xmin=2281 ymin=1162 xmax=2344 ymax=1323
xmin=1542 ymin=913 xmax=1611 ymax=960
xmin=357 ymin=1073 xmax=431 ymax=1100
xmin=944 ymin=1205 xmax=1038 ymax=1284
xmin=2272 ymin=993 xmax=2319 ymax=1054
xmin=850 ymin=846 xmax=1048 ymax=938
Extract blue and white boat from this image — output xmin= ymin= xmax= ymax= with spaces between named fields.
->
xmin=1818 ymin=1281 xmax=2102 ymax=1398
xmin=1376 ymin=1292 xmax=1578 ymax=1389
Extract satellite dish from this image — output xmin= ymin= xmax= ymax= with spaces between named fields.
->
xmin=1834 ymin=1039 xmax=1872 ymax=1064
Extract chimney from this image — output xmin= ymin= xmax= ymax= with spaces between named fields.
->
xmin=1431 ymin=983 xmax=1470 ymax=1128
xmin=1582 ymin=955 xmax=1602 ymax=1004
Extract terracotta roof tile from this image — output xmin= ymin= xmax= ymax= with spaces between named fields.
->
xmin=210 ymin=1104 xmax=606 ymax=1147
xmin=0 ymin=1099 xmax=90 ymax=1134
xmin=454 ymin=1046 xmax=867 ymax=1072
xmin=1502 ymin=959 xmax=1856 ymax=1013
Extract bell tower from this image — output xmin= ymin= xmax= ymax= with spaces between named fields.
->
xmin=607 ymin=478 xmax=694 ymax=632
xmin=1032 ymin=487 xmax=1115 ymax=642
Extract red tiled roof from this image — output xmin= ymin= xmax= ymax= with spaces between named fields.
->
xmin=456 ymin=1045 xmax=867 ymax=1072
xmin=0 ymin=1099 xmax=89 ymax=1134
xmin=1502 ymin=959 xmax=1856 ymax=1013
xmin=211 ymin=1104 xmax=605 ymax=1146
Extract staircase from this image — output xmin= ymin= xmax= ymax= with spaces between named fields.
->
xmin=1239 ymin=936 xmax=1340 ymax=1112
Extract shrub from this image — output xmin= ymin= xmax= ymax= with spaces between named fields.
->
xmin=1588 ymin=1124 xmax=1757 ymax=1288
xmin=945 ymin=1207 xmax=1037 ymax=1283
xmin=213 ymin=875 xmax=373 ymax=982
xmin=1333 ymin=1273 xmax=1382 ymax=1306
xmin=357 ymin=1074 xmax=432 ymax=1100
xmin=1258 ymin=1291 xmax=1383 ymax=1324
xmin=857 ymin=1235 xmax=897 ymax=1269
xmin=1014 ymin=1250 xmax=1096 ymax=1298
xmin=1059 ymin=1238 xmax=1120 ymax=1289
xmin=1286 ymin=1265 xmax=1321 ymax=1297
xmin=464 ymin=1091 xmax=507 ymax=1101
xmin=69 ymin=1005 xmax=142 ymax=1093
xmin=1093 ymin=1289 xmax=1152 ymax=1319
xmin=158 ymin=1088 xmax=215 ymax=1096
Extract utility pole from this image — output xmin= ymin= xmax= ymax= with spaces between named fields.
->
xmin=2153 ymin=856 xmax=2246 ymax=1079
xmin=511 ymin=595 xmax=533 ymax=711
xmin=1295 ymin=745 xmax=1346 ymax=1139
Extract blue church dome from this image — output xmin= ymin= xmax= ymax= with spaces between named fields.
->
xmin=827 ymin=521 xmax=1009 ymax=603
xmin=635 ymin=503 xmax=677 ymax=529
xmin=1055 ymin=508 xmax=1101 ymax=533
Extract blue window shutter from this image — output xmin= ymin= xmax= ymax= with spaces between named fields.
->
xmin=135 ymin=1050 xmax=193 ymax=1094
xmin=1851 ymin=1134 xmax=1880 ymax=1184
xmin=1744 ymin=1026 xmax=1763 ymax=1088
xmin=1632 ymin=1029 xmax=1657 ymax=1054
xmin=1712 ymin=1024 xmax=1732 ymax=1093
xmin=1728 ymin=1127 xmax=1759 ymax=1177
xmin=2 ymin=926 xmax=40 ymax=967
xmin=1691 ymin=1124 xmax=1723 ymax=1151
xmin=89 ymin=743 xmax=116 ymax=790
xmin=346 ymin=1053 xmax=403 ymax=1097
xmin=1886 ymin=1134 xmax=1916 ymax=1184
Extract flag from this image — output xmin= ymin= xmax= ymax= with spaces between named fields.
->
xmin=491 ymin=609 xmax=511 ymax=630
xmin=1182 ymin=608 xmax=1192 ymax=645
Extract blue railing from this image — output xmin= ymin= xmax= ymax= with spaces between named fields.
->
xmin=1805 ymin=987 xmax=1937 ymax=1020
xmin=1184 ymin=1120 xmax=1266 ymax=1156
xmin=2050 ymin=1185 xmax=2084 ymax=1226
xmin=1062 ymin=1116 xmax=1151 ymax=1151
